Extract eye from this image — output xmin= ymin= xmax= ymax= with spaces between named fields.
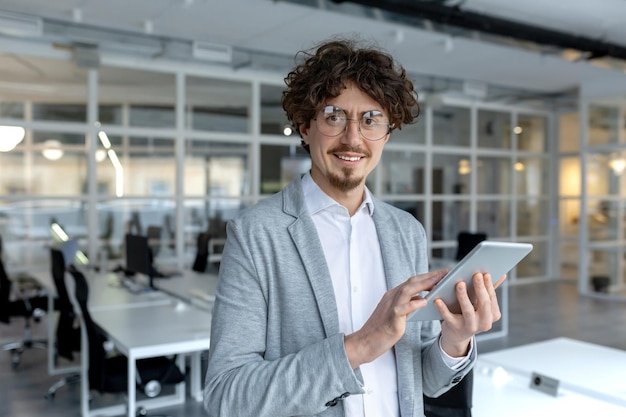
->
xmin=324 ymin=108 xmax=346 ymax=125
xmin=362 ymin=111 xmax=386 ymax=127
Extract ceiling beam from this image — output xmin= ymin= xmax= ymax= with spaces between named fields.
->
xmin=332 ymin=0 xmax=626 ymax=61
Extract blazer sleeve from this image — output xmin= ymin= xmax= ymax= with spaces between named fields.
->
xmin=203 ymin=217 xmax=363 ymax=417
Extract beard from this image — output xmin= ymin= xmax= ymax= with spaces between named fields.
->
xmin=327 ymin=167 xmax=363 ymax=192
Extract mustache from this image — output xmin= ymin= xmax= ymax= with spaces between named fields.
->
xmin=327 ymin=145 xmax=371 ymax=157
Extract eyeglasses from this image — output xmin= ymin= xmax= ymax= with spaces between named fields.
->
xmin=313 ymin=105 xmax=392 ymax=141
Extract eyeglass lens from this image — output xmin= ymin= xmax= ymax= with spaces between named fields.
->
xmin=317 ymin=106 xmax=390 ymax=141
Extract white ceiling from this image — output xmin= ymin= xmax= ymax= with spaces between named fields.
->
xmin=1 ymin=0 xmax=626 ymax=99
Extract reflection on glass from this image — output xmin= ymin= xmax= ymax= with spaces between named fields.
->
xmin=516 ymin=157 xmax=547 ymax=195
xmin=0 ymin=151 xmax=25 ymax=194
xmin=517 ymin=241 xmax=545 ymax=278
xmin=559 ymin=157 xmax=580 ymax=197
xmin=0 ymin=102 xmax=24 ymax=118
xmin=586 ymin=153 xmax=616 ymax=197
xmin=33 ymin=103 xmax=87 ymax=122
xmin=478 ymin=110 xmax=510 ymax=149
xmin=391 ymin=117 xmax=425 ymax=144
xmin=587 ymin=197 xmax=620 ymax=242
xmin=380 ymin=150 xmax=425 ymax=194
xmin=477 ymin=200 xmax=510 ymax=238
xmin=184 ymin=140 xmax=249 ymax=197
xmin=186 ymin=76 xmax=251 ymax=133
xmin=433 ymin=106 xmax=470 ymax=147
xmin=477 ymin=156 xmax=511 ymax=194
xmin=432 ymin=154 xmax=470 ymax=195
xmin=432 ymin=199 xmax=469 ymax=241
xmin=588 ymin=104 xmax=620 ymax=145
xmin=260 ymin=144 xmax=310 ymax=194
xmin=32 ymin=150 xmax=87 ymax=195
xmin=559 ymin=198 xmax=580 ymax=237
xmin=98 ymin=137 xmax=177 ymax=197
xmin=517 ymin=114 xmax=546 ymax=151
xmin=559 ymin=112 xmax=580 ymax=152
xmin=261 ymin=84 xmax=292 ymax=136
xmin=588 ymin=249 xmax=618 ymax=288
xmin=516 ymin=198 xmax=547 ymax=237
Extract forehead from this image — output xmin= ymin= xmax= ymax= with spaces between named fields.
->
xmin=324 ymin=84 xmax=385 ymax=113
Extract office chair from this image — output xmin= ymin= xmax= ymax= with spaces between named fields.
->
xmin=0 ymin=249 xmax=48 ymax=369
xmin=45 ymin=248 xmax=81 ymax=399
xmin=423 ymin=231 xmax=486 ymax=417
xmin=70 ymin=268 xmax=185 ymax=415
xmin=191 ymin=232 xmax=210 ymax=273
xmin=455 ymin=231 xmax=488 ymax=261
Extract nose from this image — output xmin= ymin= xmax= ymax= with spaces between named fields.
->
xmin=342 ymin=118 xmax=362 ymax=144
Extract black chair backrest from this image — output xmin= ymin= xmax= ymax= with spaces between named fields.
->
xmin=455 ymin=232 xmax=487 ymax=261
xmin=0 ymin=256 xmax=12 ymax=324
xmin=69 ymin=269 xmax=108 ymax=392
xmin=51 ymin=248 xmax=79 ymax=360
xmin=192 ymin=232 xmax=211 ymax=272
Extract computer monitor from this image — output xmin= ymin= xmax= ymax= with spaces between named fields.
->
xmin=124 ymin=233 xmax=155 ymax=289
xmin=59 ymin=239 xmax=79 ymax=266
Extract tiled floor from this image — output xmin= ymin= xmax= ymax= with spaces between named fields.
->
xmin=2 ymin=279 xmax=626 ymax=417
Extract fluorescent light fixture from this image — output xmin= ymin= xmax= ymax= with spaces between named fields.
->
xmin=42 ymin=139 xmax=64 ymax=160
xmin=107 ymin=149 xmax=124 ymax=197
xmin=98 ymin=130 xmax=112 ymax=149
xmin=192 ymin=41 xmax=232 ymax=63
xmin=0 ymin=125 xmax=25 ymax=152
xmin=0 ymin=12 xmax=43 ymax=37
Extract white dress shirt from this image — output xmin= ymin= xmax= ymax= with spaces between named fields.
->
xmin=302 ymin=172 xmax=471 ymax=417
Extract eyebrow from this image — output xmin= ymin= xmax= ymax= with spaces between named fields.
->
xmin=323 ymin=106 xmax=386 ymax=117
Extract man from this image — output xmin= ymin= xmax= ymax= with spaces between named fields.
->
xmin=204 ymin=37 xmax=502 ymax=417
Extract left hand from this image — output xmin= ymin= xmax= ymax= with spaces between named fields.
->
xmin=435 ymin=272 xmax=506 ymax=357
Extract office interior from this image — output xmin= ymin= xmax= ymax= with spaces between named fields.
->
xmin=1 ymin=1 xmax=626 ymax=416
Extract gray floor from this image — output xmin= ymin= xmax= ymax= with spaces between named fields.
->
xmin=2 ymin=280 xmax=626 ymax=417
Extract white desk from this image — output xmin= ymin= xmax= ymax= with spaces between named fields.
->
xmin=81 ymin=301 xmax=211 ymax=417
xmin=154 ymin=270 xmax=218 ymax=311
xmin=26 ymin=268 xmax=171 ymax=375
xmin=473 ymin=359 xmax=626 ymax=416
xmin=479 ymin=337 xmax=626 ymax=407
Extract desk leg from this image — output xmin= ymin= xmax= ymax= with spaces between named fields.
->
xmin=80 ymin=325 xmax=90 ymax=417
xmin=128 ymin=354 xmax=136 ymax=417
xmin=190 ymin=352 xmax=201 ymax=401
xmin=47 ymin=292 xmax=55 ymax=375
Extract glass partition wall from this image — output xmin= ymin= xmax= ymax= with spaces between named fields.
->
xmin=0 ymin=50 xmax=554 ymax=309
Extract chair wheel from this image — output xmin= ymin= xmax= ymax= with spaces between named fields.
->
xmin=45 ymin=392 xmax=55 ymax=400
xmin=11 ymin=352 xmax=20 ymax=369
xmin=136 ymin=406 xmax=148 ymax=416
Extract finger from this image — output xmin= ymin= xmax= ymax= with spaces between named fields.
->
xmin=406 ymin=269 xmax=448 ymax=294
xmin=493 ymin=274 xmax=507 ymax=290
xmin=455 ymin=280 xmax=477 ymax=318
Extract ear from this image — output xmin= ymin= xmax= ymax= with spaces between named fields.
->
xmin=299 ymin=124 xmax=309 ymax=146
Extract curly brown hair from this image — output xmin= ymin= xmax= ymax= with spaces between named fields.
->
xmin=282 ymin=37 xmax=420 ymax=143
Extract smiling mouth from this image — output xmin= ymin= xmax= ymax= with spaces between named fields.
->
xmin=336 ymin=155 xmax=362 ymax=162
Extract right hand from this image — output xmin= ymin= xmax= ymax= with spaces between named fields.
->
xmin=344 ymin=269 xmax=447 ymax=369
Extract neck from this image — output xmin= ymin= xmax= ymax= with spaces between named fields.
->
xmin=310 ymin=171 xmax=365 ymax=216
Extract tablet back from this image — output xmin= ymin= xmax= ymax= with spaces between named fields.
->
xmin=409 ymin=241 xmax=533 ymax=321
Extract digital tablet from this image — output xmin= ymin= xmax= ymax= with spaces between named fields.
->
xmin=409 ymin=241 xmax=533 ymax=321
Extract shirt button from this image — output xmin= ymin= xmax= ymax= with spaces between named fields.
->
xmin=352 ymin=285 xmax=358 ymax=293
xmin=366 ymin=387 xmax=374 ymax=395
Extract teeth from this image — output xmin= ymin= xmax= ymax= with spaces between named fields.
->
xmin=337 ymin=155 xmax=361 ymax=162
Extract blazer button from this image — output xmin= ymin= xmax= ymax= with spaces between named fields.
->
xmin=325 ymin=399 xmax=338 ymax=407
xmin=451 ymin=375 xmax=463 ymax=384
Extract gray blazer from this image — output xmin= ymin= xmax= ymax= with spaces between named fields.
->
xmin=204 ymin=176 xmax=475 ymax=417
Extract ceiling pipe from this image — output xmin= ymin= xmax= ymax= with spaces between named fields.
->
xmin=331 ymin=0 xmax=626 ymax=61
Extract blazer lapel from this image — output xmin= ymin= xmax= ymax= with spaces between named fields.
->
xmin=283 ymin=178 xmax=339 ymax=337
xmin=373 ymin=203 xmax=417 ymax=417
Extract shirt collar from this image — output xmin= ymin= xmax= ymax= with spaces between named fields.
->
xmin=301 ymin=171 xmax=375 ymax=216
